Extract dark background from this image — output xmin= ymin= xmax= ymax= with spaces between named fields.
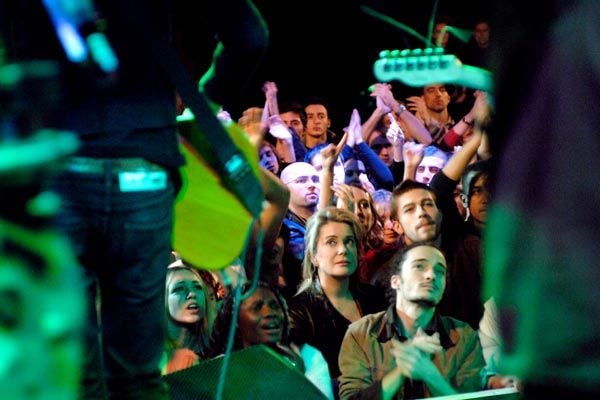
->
xmin=174 ymin=0 xmax=490 ymax=133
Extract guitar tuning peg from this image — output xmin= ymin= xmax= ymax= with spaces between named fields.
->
xmin=433 ymin=47 xmax=445 ymax=55
xmin=400 ymin=49 xmax=410 ymax=57
xmin=423 ymin=48 xmax=434 ymax=55
xmin=390 ymin=49 xmax=401 ymax=57
xmin=411 ymin=48 xmax=423 ymax=56
xmin=379 ymin=50 xmax=390 ymax=58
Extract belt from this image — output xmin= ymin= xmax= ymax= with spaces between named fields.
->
xmin=65 ymin=157 xmax=165 ymax=175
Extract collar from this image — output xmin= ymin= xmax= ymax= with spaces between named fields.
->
xmin=285 ymin=209 xmax=307 ymax=227
xmin=377 ymin=305 xmax=455 ymax=349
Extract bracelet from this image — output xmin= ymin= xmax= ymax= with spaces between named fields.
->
xmin=396 ymin=104 xmax=407 ymax=115
xmin=462 ymin=117 xmax=475 ymax=126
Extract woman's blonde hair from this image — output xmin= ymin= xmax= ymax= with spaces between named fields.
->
xmin=297 ymin=207 xmax=363 ymax=294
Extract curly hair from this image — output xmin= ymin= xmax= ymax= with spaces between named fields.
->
xmin=207 ymin=282 xmax=290 ymax=358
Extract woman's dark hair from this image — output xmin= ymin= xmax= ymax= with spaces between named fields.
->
xmin=207 ymin=282 xmax=290 ymax=358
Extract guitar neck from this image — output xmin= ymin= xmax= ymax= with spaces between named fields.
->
xmin=373 ymin=51 xmax=494 ymax=92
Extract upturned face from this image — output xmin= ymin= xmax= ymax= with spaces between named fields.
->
xmin=313 ymin=221 xmax=358 ymax=281
xmin=238 ymin=287 xmax=285 ymax=348
xmin=167 ymin=269 xmax=207 ymax=324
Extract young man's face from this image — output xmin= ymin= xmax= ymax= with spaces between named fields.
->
xmin=468 ymin=174 xmax=491 ymax=227
xmin=283 ymin=163 xmax=320 ymax=209
xmin=391 ymin=245 xmax=447 ymax=307
xmin=423 ymin=84 xmax=450 ymax=113
xmin=393 ymin=188 xmax=442 ymax=243
xmin=305 ymin=104 xmax=330 ymax=139
xmin=474 ymin=22 xmax=490 ymax=48
xmin=280 ymin=111 xmax=305 ymax=139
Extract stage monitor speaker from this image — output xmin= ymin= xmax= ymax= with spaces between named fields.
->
xmin=163 ymin=345 xmax=328 ymax=400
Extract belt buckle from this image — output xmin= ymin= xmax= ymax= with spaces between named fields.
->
xmin=118 ymin=170 xmax=167 ymax=192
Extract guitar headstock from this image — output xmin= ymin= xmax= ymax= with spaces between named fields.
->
xmin=373 ymin=48 xmax=492 ymax=92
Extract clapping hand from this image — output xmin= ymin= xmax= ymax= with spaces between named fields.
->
xmin=386 ymin=113 xmax=405 ymax=145
xmin=403 ymin=141 xmax=425 ymax=169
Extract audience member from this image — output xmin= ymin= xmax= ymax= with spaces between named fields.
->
xmin=338 ymin=242 xmax=485 ymax=399
xmin=208 ymin=282 xmax=334 ymax=399
xmin=163 ymin=258 xmax=219 ymax=373
xmin=279 ymin=162 xmax=321 ymax=296
xmin=288 ymin=207 xmax=387 ymax=392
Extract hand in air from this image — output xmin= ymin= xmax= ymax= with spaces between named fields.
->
xmin=406 ymin=95 xmax=428 ymax=122
xmin=386 ymin=113 xmax=405 ymax=146
xmin=403 ymin=141 xmax=425 ymax=168
xmin=268 ymin=115 xmax=292 ymax=141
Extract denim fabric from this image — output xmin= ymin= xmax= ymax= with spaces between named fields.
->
xmin=51 ymin=165 xmax=174 ymax=400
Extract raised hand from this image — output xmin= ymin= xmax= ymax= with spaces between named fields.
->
xmin=348 ymin=108 xmax=363 ymax=147
xmin=268 ymin=114 xmax=292 ymax=141
xmin=358 ymin=173 xmax=376 ymax=194
xmin=238 ymin=106 xmax=267 ymax=150
xmin=376 ymin=93 xmax=392 ymax=114
xmin=403 ymin=141 xmax=425 ymax=169
xmin=370 ymin=83 xmax=396 ymax=109
xmin=262 ymin=81 xmax=279 ymax=116
xmin=332 ymin=182 xmax=356 ymax=211
xmin=320 ymin=132 xmax=348 ymax=172
xmin=386 ymin=113 xmax=405 ymax=144
xmin=406 ymin=95 xmax=429 ymax=123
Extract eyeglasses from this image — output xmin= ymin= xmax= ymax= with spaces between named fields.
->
xmin=287 ymin=175 xmax=320 ymax=185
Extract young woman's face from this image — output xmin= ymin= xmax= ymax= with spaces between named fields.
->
xmin=167 ymin=269 xmax=207 ymax=324
xmin=238 ymin=287 xmax=285 ymax=348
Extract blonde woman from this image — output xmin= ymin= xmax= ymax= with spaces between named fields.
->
xmin=288 ymin=207 xmax=387 ymax=390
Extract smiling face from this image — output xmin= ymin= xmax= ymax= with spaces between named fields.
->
xmin=167 ymin=269 xmax=207 ymax=324
xmin=313 ymin=221 xmax=358 ymax=280
xmin=391 ymin=244 xmax=447 ymax=307
xmin=238 ymin=287 xmax=285 ymax=348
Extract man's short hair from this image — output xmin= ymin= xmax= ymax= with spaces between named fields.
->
xmin=391 ymin=241 xmax=445 ymax=275
xmin=391 ymin=179 xmax=437 ymax=220
xmin=280 ymin=101 xmax=307 ymax=126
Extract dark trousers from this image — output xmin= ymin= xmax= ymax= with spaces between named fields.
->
xmin=52 ymin=162 xmax=174 ymax=400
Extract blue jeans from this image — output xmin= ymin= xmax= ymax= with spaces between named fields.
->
xmin=51 ymin=161 xmax=174 ymax=400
